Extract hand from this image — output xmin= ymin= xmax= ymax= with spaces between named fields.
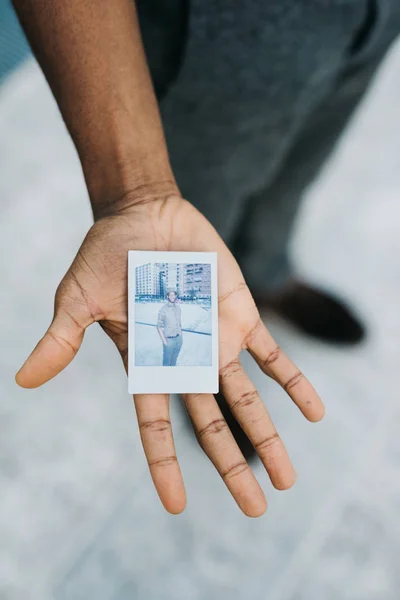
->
xmin=16 ymin=194 xmax=324 ymax=517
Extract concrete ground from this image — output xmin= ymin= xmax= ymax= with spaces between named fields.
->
xmin=1 ymin=31 xmax=400 ymax=600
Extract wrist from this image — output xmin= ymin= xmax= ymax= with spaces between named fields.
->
xmin=89 ymin=169 xmax=181 ymax=221
xmin=84 ymin=146 xmax=180 ymax=221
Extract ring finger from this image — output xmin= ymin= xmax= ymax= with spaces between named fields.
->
xmin=220 ymin=359 xmax=297 ymax=490
xmin=182 ymin=392 xmax=267 ymax=517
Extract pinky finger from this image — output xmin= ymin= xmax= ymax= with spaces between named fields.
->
xmin=247 ymin=320 xmax=325 ymax=422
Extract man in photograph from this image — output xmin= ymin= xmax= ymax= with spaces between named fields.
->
xmin=157 ymin=288 xmax=183 ymax=367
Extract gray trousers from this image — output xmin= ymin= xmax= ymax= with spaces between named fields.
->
xmin=138 ymin=0 xmax=400 ymax=292
xmin=163 ymin=334 xmax=183 ymax=367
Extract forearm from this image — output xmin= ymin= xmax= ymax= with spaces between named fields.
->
xmin=12 ymin=0 xmax=178 ymax=217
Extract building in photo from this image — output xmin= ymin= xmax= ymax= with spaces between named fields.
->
xmin=136 ymin=262 xmax=212 ymax=301
xmin=164 ymin=262 xmax=184 ymax=295
xmin=182 ymin=263 xmax=211 ymax=299
xmin=136 ymin=262 xmax=185 ymax=299
xmin=135 ymin=262 xmax=164 ymax=297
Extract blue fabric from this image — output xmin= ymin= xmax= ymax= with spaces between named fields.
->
xmin=156 ymin=0 xmax=400 ymax=292
xmin=162 ymin=334 xmax=183 ymax=366
xmin=0 ymin=0 xmax=30 ymax=82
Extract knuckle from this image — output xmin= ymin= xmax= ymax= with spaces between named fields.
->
xmin=222 ymin=461 xmax=250 ymax=481
xmin=255 ymin=433 xmax=281 ymax=454
xmin=284 ymin=371 xmax=304 ymax=392
xmin=184 ymin=393 xmax=202 ymax=403
xmin=230 ymin=389 xmax=259 ymax=411
xmin=140 ymin=419 xmax=172 ymax=434
xmin=262 ymin=346 xmax=281 ymax=368
xmin=220 ymin=359 xmax=242 ymax=380
xmin=197 ymin=418 xmax=228 ymax=440
xmin=148 ymin=455 xmax=178 ymax=469
xmin=47 ymin=330 xmax=79 ymax=355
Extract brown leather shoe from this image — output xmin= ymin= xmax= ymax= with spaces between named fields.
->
xmin=253 ymin=281 xmax=365 ymax=345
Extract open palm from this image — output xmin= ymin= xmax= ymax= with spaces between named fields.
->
xmin=16 ymin=195 xmax=324 ymax=516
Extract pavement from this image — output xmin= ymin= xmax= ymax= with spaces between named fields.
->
xmin=1 ymin=24 xmax=400 ymax=600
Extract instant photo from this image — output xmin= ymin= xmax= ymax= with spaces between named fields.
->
xmin=128 ymin=251 xmax=218 ymax=394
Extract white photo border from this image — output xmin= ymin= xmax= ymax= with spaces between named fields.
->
xmin=128 ymin=250 xmax=219 ymax=394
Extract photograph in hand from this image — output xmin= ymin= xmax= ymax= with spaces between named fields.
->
xmin=128 ymin=251 xmax=218 ymax=394
xmin=135 ymin=261 xmax=212 ymax=367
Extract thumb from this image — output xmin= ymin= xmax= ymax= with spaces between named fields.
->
xmin=16 ymin=291 xmax=92 ymax=389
